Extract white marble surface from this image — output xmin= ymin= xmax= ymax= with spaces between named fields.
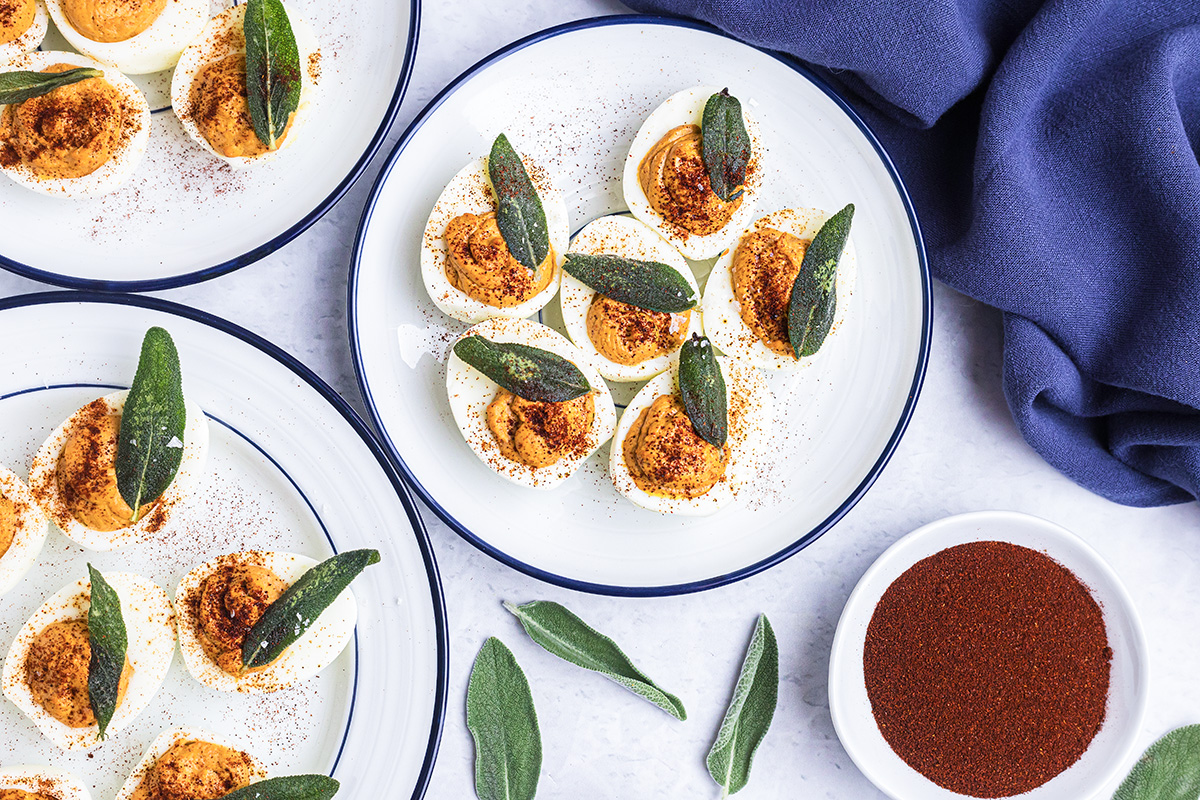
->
xmin=2 ymin=1 xmax=1199 ymax=798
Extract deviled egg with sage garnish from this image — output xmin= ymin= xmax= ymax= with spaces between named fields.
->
xmin=0 ymin=463 xmax=49 ymax=596
xmin=0 ymin=766 xmax=92 ymax=800
xmin=560 ymin=214 xmax=703 ymax=382
xmin=44 ymin=0 xmax=208 ymax=75
xmin=421 ymin=133 xmax=569 ymax=324
xmin=704 ymin=205 xmax=857 ymax=370
xmin=28 ymin=327 xmax=209 ymax=551
xmin=114 ymin=727 xmax=269 ymax=800
xmin=447 ymin=317 xmax=616 ymax=489
xmin=0 ymin=0 xmax=48 ymax=62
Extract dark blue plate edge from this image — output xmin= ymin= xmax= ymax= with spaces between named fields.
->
xmin=347 ymin=13 xmax=933 ymax=598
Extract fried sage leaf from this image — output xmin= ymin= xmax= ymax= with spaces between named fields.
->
xmin=454 ymin=335 xmax=590 ymax=403
xmin=505 ymin=600 xmax=686 ymax=720
xmin=707 ymin=615 xmax=779 ymax=797
xmin=1114 ymin=725 xmax=1200 ymax=800
xmin=116 ymin=327 xmax=187 ymax=522
xmin=242 ymin=549 xmax=380 ymax=670
xmin=219 ymin=776 xmax=340 ymax=800
xmin=787 ymin=203 xmax=854 ymax=359
xmin=0 ymin=68 xmax=103 ymax=105
xmin=562 ymin=253 xmax=697 ymax=314
xmin=678 ymin=334 xmax=727 ymax=448
xmin=244 ymin=0 xmax=302 ymax=150
xmin=488 ymin=133 xmax=550 ymax=271
xmin=467 ymin=638 xmax=541 ymax=800
xmin=87 ymin=564 xmax=128 ymax=741
xmin=701 ymin=89 xmax=752 ymax=202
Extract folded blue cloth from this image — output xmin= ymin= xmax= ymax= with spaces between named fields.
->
xmin=624 ymin=0 xmax=1200 ymax=506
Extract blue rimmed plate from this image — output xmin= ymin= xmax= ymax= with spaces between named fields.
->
xmin=350 ymin=15 xmax=931 ymax=596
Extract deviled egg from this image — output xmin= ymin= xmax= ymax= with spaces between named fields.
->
xmin=1 ymin=571 xmax=177 ymax=750
xmin=560 ymin=214 xmax=703 ymax=382
xmin=44 ymin=0 xmax=208 ymax=74
xmin=704 ymin=207 xmax=857 ymax=370
xmin=0 ymin=464 xmax=49 ymax=596
xmin=447 ymin=317 xmax=617 ymax=489
xmin=624 ymin=85 xmax=762 ymax=260
xmin=0 ymin=52 xmax=150 ymax=198
xmin=171 ymin=2 xmax=322 ymax=165
xmin=0 ymin=0 xmax=48 ymax=62
xmin=115 ymin=727 xmax=268 ymax=800
xmin=174 ymin=551 xmax=358 ymax=693
xmin=0 ymin=766 xmax=91 ymax=800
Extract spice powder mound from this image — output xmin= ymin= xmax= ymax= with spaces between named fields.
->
xmin=863 ymin=541 xmax=1112 ymax=798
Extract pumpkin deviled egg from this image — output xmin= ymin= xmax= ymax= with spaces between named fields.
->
xmin=0 ymin=464 xmax=49 ymax=597
xmin=0 ymin=0 xmax=48 ymax=62
xmin=44 ymin=0 xmax=208 ymax=75
xmin=113 ymin=728 xmax=268 ymax=800
xmin=0 ymin=767 xmax=92 ymax=800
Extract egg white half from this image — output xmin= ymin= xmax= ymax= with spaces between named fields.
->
xmin=623 ymin=85 xmax=763 ymax=261
xmin=171 ymin=3 xmax=321 ymax=166
xmin=174 ymin=551 xmax=358 ymax=694
xmin=27 ymin=389 xmax=210 ymax=551
xmin=0 ymin=765 xmax=91 ymax=800
xmin=0 ymin=0 xmax=48 ymax=62
xmin=446 ymin=317 xmax=617 ymax=489
xmin=704 ymin=207 xmax=858 ymax=371
xmin=0 ymin=51 xmax=150 ymax=199
xmin=114 ymin=727 xmax=269 ymax=800
xmin=0 ymin=463 xmax=49 ymax=597
xmin=0 ymin=572 xmax=177 ymax=751
xmin=610 ymin=355 xmax=771 ymax=516
xmin=421 ymin=155 xmax=569 ymax=324
xmin=44 ymin=0 xmax=208 ymax=74
xmin=560 ymin=214 xmax=703 ymax=382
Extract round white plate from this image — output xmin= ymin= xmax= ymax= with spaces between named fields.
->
xmin=0 ymin=293 xmax=446 ymax=800
xmin=350 ymin=16 xmax=931 ymax=595
xmin=0 ymin=0 xmax=418 ymax=291
xmin=828 ymin=511 xmax=1149 ymax=800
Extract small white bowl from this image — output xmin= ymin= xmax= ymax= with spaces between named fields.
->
xmin=828 ymin=510 xmax=1149 ymax=800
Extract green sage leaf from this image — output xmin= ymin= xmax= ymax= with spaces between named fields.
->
xmin=242 ymin=549 xmax=380 ymax=670
xmin=488 ymin=133 xmax=550 ymax=271
xmin=116 ymin=327 xmax=187 ymax=522
xmin=219 ymin=776 xmax=340 ymax=800
xmin=467 ymin=637 xmax=541 ymax=800
xmin=678 ymin=334 xmax=727 ymax=448
xmin=244 ymin=0 xmax=302 ymax=150
xmin=86 ymin=564 xmax=127 ymax=741
xmin=505 ymin=600 xmax=686 ymax=721
xmin=701 ymin=89 xmax=752 ymax=203
xmin=0 ymin=68 xmax=103 ymax=106
xmin=562 ymin=253 xmax=697 ymax=314
xmin=707 ymin=614 xmax=778 ymax=797
xmin=1114 ymin=725 xmax=1200 ymax=800
xmin=788 ymin=203 xmax=854 ymax=359
xmin=454 ymin=335 xmax=590 ymax=403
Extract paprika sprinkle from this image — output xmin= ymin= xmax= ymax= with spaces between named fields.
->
xmin=863 ymin=541 xmax=1111 ymax=798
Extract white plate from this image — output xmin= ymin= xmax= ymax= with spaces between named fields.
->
xmin=350 ymin=16 xmax=931 ymax=595
xmin=0 ymin=0 xmax=418 ymax=291
xmin=0 ymin=293 xmax=445 ymax=800
xmin=828 ymin=511 xmax=1149 ymax=800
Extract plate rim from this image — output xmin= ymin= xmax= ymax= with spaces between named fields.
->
xmin=0 ymin=289 xmax=449 ymax=800
xmin=0 ymin=0 xmax=422 ymax=294
xmin=347 ymin=13 xmax=933 ymax=597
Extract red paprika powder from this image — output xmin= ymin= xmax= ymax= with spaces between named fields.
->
xmin=863 ymin=541 xmax=1111 ymax=798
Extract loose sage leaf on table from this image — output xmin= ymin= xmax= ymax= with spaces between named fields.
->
xmin=701 ymin=88 xmax=752 ymax=202
xmin=707 ymin=614 xmax=779 ymax=797
xmin=454 ymin=335 xmax=589 ymax=403
xmin=242 ymin=549 xmax=380 ymax=670
xmin=1113 ymin=725 xmax=1200 ymax=800
xmin=788 ymin=203 xmax=854 ymax=359
xmin=678 ymin=333 xmax=727 ymax=448
xmin=244 ymin=0 xmax=302 ymax=150
xmin=87 ymin=564 xmax=127 ymax=741
xmin=0 ymin=68 xmax=103 ymax=105
xmin=488 ymin=133 xmax=550 ymax=271
xmin=505 ymin=600 xmax=687 ymax=721
xmin=562 ymin=253 xmax=697 ymax=314
xmin=467 ymin=637 xmax=541 ymax=800
xmin=219 ymin=775 xmax=340 ymax=800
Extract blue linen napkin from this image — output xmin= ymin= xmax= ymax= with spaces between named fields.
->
xmin=623 ymin=0 xmax=1200 ymax=506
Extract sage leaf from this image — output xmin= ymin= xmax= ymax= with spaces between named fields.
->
xmin=242 ymin=549 xmax=380 ymax=670
xmin=488 ymin=133 xmax=550 ymax=271
xmin=707 ymin=614 xmax=778 ymax=796
xmin=0 ymin=68 xmax=103 ymax=105
xmin=86 ymin=564 xmax=127 ymax=741
xmin=678 ymin=334 xmax=727 ymax=448
xmin=467 ymin=638 xmax=541 ymax=800
xmin=1114 ymin=725 xmax=1200 ymax=800
xmin=219 ymin=776 xmax=340 ymax=800
xmin=788 ymin=204 xmax=854 ymax=359
xmin=505 ymin=600 xmax=686 ymax=721
xmin=454 ymin=335 xmax=590 ymax=403
xmin=701 ymin=89 xmax=752 ymax=203
xmin=562 ymin=253 xmax=697 ymax=314
xmin=244 ymin=0 xmax=301 ymax=150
